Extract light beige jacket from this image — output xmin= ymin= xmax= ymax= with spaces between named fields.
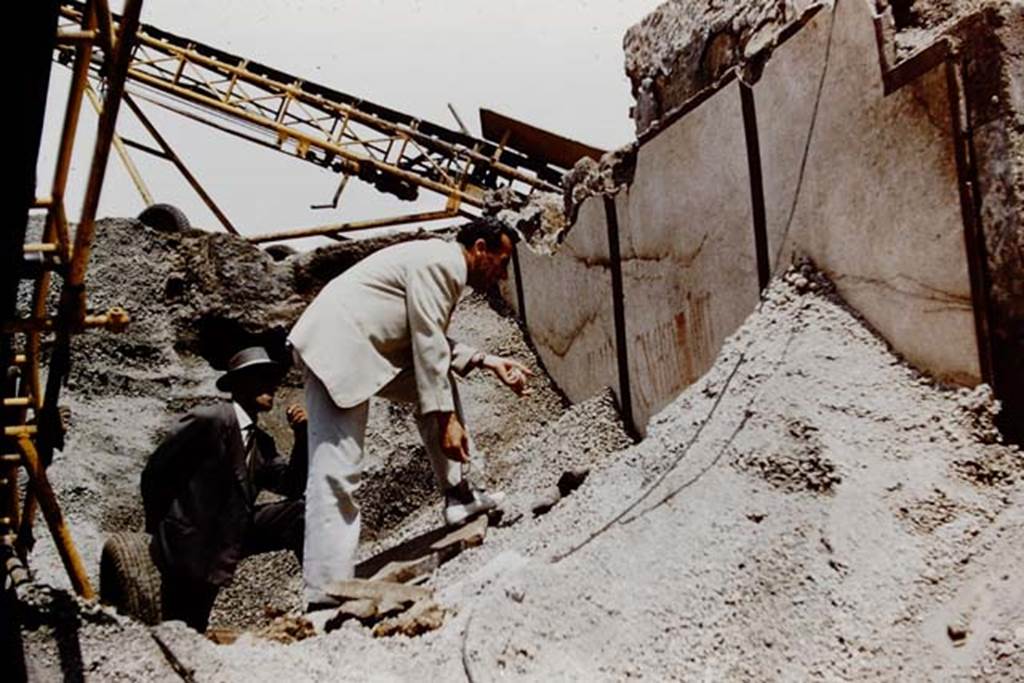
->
xmin=288 ymin=239 xmax=478 ymax=414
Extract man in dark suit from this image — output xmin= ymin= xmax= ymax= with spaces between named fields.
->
xmin=141 ymin=346 xmax=307 ymax=632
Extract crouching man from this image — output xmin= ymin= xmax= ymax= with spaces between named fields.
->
xmin=141 ymin=346 xmax=308 ymax=632
xmin=289 ymin=219 xmax=533 ymax=609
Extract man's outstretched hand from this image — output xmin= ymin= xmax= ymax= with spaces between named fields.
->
xmin=286 ymin=404 xmax=308 ymax=431
xmin=482 ymin=355 xmax=534 ymax=396
xmin=437 ymin=411 xmax=470 ymax=463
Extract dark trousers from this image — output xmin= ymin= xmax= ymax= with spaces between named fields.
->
xmin=161 ymin=498 xmax=304 ymax=632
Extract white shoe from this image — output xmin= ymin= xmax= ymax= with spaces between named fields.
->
xmin=443 ymin=489 xmax=505 ymax=527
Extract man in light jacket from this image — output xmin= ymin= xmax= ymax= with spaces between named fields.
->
xmin=289 ymin=219 xmax=532 ymax=607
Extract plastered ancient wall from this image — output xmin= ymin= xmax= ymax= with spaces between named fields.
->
xmin=506 ymin=0 xmax=1013 ymax=436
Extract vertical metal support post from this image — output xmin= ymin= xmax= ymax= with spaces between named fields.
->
xmin=16 ymin=437 xmax=94 ymax=599
xmin=68 ymin=0 xmax=145 ymax=299
xmin=946 ymin=57 xmax=995 ymax=390
xmin=603 ymin=195 xmax=637 ymax=439
xmin=48 ymin=0 xmax=99 ymax=260
xmin=511 ymin=244 xmax=527 ymax=327
xmin=740 ymin=82 xmax=771 ymax=291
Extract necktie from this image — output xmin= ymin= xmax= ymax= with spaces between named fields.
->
xmin=243 ymin=424 xmax=259 ymax=493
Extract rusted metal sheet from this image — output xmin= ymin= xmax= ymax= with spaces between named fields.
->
xmin=480 ymin=108 xmax=605 ymax=170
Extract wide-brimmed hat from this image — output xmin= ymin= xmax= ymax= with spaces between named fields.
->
xmin=216 ymin=346 xmax=280 ymax=391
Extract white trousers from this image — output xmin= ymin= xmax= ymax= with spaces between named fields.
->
xmin=302 ymin=367 xmax=471 ymax=605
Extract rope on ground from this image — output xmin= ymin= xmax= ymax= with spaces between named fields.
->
xmin=550 ymin=346 xmax=750 ymax=563
xmin=621 ymin=408 xmax=753 ymax=525
xmin=620 ymin=321 xmax=799 ymax=524
xmin=149 ymin=630 xmax=196 ymax=683
xmin=461 ymin=606 xmax=482 ymax=683
xmin=551 ymin=289 xmax=805 ymax=563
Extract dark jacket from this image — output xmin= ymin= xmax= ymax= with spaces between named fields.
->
xmin=140 ymin=402 xmax=307 ymax=586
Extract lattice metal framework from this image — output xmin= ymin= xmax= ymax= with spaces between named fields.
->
xmin=57 ymin=1 xmax=564 ymax=243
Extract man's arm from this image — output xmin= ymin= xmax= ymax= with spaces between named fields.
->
xmin=406 ymin=262 xmax=477 ymax=463
xmin=257 ymin=405 xmax=308 ymax=498
xmin=479 ymin=354 xmax=534 ymax=395
xmin=286 ymin=406 xmax=309 ymax=495
xmin=140 ymin=412 xmax=214 ymax=533
xmin=435 ymin=410 xmax=470 ymax=464
xmin=406 ymin=263 xmax=461 ymax=415
xmin=449 ymin=341 xmax=535 ymax=396
xmin=449 ymin=339 xmax=480 ymax=377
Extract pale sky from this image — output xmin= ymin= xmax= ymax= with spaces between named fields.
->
xmin=40 ymin=0 xmax=662 ymax=245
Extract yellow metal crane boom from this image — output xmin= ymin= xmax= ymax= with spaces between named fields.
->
xmin=57 ymin=1 xmax=566 ymax=242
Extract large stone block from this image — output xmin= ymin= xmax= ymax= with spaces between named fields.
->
xmin=506 ymin=0 xmax=1012 ymax=437
xmin=755 ymin=0 xmax=981 ymax=385
xmin=950 ymin=3 xmax=1024 ymax=438
xmin=513 ymin=197 xmax=620 ymax=404
xmin=620 ymin=79 xmax=760 ymax=431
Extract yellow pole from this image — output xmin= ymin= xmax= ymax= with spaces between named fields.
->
xmin=16 ymin=437 xmax=94 ymax=599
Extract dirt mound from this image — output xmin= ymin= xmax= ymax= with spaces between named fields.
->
xmin=732 ymin=416 xmax=842 ymax=494
xmin=444 ymin=264 xmax=1023 ymax=681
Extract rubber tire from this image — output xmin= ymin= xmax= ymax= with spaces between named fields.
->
xmin=264 ymin=244 xmax=297 ymax=262
xmin=99 ymin=532 xmax=163 ymax=625
xmin=137 ymin=203 xmax=190 ymax=232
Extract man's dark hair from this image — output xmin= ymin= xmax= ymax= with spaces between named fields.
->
xmin=456 ymin=217 xmax=520 ymax=251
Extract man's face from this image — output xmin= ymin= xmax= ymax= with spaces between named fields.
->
xmin=232 ymin=368 xmax=280 ymax=413
xmin=467 ymin=233 xmax=514 ymax=292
